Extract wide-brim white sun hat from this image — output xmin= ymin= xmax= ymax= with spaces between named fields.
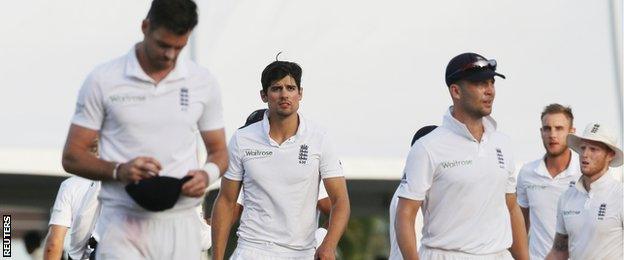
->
xmin=567 ymin=122 xmax=623 ymax=167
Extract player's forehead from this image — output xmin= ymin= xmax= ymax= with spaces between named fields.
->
xmin=579 ymin=139 xmax=609 ymax=151
xmin=150 ymin=26 xmax=190 ymax=47
xmin=269 ymin=75 xmax=298 ymax=87
xmin=541 ymin=112 xmax=571 ymax=127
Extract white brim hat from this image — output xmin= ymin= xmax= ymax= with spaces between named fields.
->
xmin=567 ymin=122 xmax=623 ymax=167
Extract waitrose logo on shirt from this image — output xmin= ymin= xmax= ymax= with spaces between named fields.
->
xmin=243 ymin=149 xmax=273 ymax=158
xmin=440 ymin=160 xmax=473 ymax=169
xmin=109 ymin=94 xmax=146 ymax=103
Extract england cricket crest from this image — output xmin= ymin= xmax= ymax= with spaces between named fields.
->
xmin=299 ymin=144 xmax=309 ymax=164
xmin=180 ymin=87 xmax=189 ymax=111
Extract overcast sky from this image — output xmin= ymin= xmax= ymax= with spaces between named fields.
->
xmin=0 ymin=0 xmax=621 ymax=169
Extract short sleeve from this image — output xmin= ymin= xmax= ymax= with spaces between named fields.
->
xmin=555 ymin=195 xmax=567 ymax=235
xmin=236 ymin=188 xmax=243 ymax=205
xmin=396 ymin=142 xmax=435 ymax=201
xmin=516 ymin=166 xmax=529 ymax=208
xmin=71 ymin=72 xmax=104 ymax=130
xmin=505 ymin=147 xmax=517 ymax=194
xmin=224 ymin=134 xmax=244 ymax=181
xmin=49 ymin=180 xmax=74 ymax=227
xmin=198 ymin=75 xmax=225 ymax=131
xmin=318 ymin=181 xmax=329 ymax=200
xmin=319 ymin=133 xmax=343 ymax=179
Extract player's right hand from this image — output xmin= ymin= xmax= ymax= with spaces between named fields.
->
xmin=116 ymin=157 xmax=161 ymax=183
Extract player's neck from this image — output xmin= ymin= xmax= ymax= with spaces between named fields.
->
xmin=135 ymin=43 xmax=175 ymax=84
xmin=268 ymin=112 xmax=299 ymax=145
xmin=451 ymin=108 xmax=484 ymax=142
xmin=544 ymin=149 xmax=572 ymax=178
xmin=580 ymin=168 xmax=609 ymax=192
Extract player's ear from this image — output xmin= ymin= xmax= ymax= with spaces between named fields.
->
xmin=141 ymin=19 xmax=150 ymax=36
xmin=449 ymin=83 xmax=461 ymax=100
xmin=260 ymin=90 xmax=268 ymax=103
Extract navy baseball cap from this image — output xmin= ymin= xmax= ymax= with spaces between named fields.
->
xmin=125 ymin=176 xmax=192 ymax=212
xmin=411 ymin=125 xmax=438 ymax=146
xmin=445 ymin=52 xmax=506 ymax=87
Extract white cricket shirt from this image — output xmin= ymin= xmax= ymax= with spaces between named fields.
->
xmin=49 ymin=177 xmax=93 ymax=228
xmin=555 ymin=173 xmax=623 ymax=259
xmin=71 ymin=46 xmax=225 ymax=211
xmin=224 ymin=112 xmax=343 ymax=253
xmin=397 ymin=108 xmax=516 ymax=255
xmin=516 ymin=153 xmax=580 ymax=260
xmin=49 ymin=176 xmax=100 ymax=260
xmin=236 ymin=181 xmax=329 ymax=205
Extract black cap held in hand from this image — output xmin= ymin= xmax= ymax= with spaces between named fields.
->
xmin=125 ymin=176 xmax=193 ymax=212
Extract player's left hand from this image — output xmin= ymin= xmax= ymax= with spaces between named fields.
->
xmin=314 ymin=243 xmax=336 ymax=260
xmin=181 ymin=170 xmax=209 ymax=197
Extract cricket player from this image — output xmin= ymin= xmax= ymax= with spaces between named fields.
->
xmin=395 ymin=52 xmax=529 ymax=259
xmin=516 ymin=103 xmax=580 ymax=259
xmin=211 ymin=60 xmax=350 ymax=260
xmin=546 ymin=123 xmax=623 ymax=260
xmin=61 ymin=0 xmax=228 ymax=258
xmin=388 ymin=125 xmax=437 ymax=260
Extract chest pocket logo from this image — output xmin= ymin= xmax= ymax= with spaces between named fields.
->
xmin=598 ymin=203 xmax=607 ymax=220
xmin=180 ymin=87 xmax=189 ymax=111
xmin=496 ymin=148 xmax=505 ymax=169
xmin=299 ymin=144 xmax=309 ymax=164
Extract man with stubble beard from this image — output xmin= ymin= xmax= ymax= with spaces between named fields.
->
xmin=516 ymin=104 xmax=581 ymax=259
xmin=395 ymin=52 xmax=528 ymax=260
xmin=211 ymin=60 xmax=350 ymax=260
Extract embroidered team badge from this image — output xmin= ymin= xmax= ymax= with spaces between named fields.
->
xmin=496 ymin=148 xmax=505 ymax=169
xmin=400 ymin=172 xmax=407 ymax=184
xmin=299 ymin=144 xmax=309 ymax=164
xmin=590 ymin=123 xmax=600 ymax=133
xmin=598 ymin=203 xmax=607 ymax=220
xmin=180 ymin=87 xmax=189 ymax=111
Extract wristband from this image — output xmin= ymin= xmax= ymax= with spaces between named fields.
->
xmin=112 ymin=163 xmax=122 ymax=181
xmin=202 ymin=162 xmax=221 ymax=186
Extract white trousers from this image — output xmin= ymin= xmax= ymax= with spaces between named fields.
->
xmin=229 ymin=242 xmax=315 ymax=260
xmin=95 ymin=207 xmax=202 ymax=260
xmin=419 ymin=246 xmax=513 ymax=260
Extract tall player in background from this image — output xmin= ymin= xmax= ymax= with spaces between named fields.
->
xmin=516 ymin=104 xmax=580 ymax=259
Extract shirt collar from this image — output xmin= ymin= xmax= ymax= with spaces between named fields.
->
xmin=574 ymin=171 xmax=615 ymax=194
xmin=442 ymin=106 xmax=497 ymax=142
xmin=124 ymin=44 xmax=189 ymax=84
xmin=534 ymin=151 xmax=580 ymax=179
xmin=261 ymin=111 xmax=307 ymax=147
